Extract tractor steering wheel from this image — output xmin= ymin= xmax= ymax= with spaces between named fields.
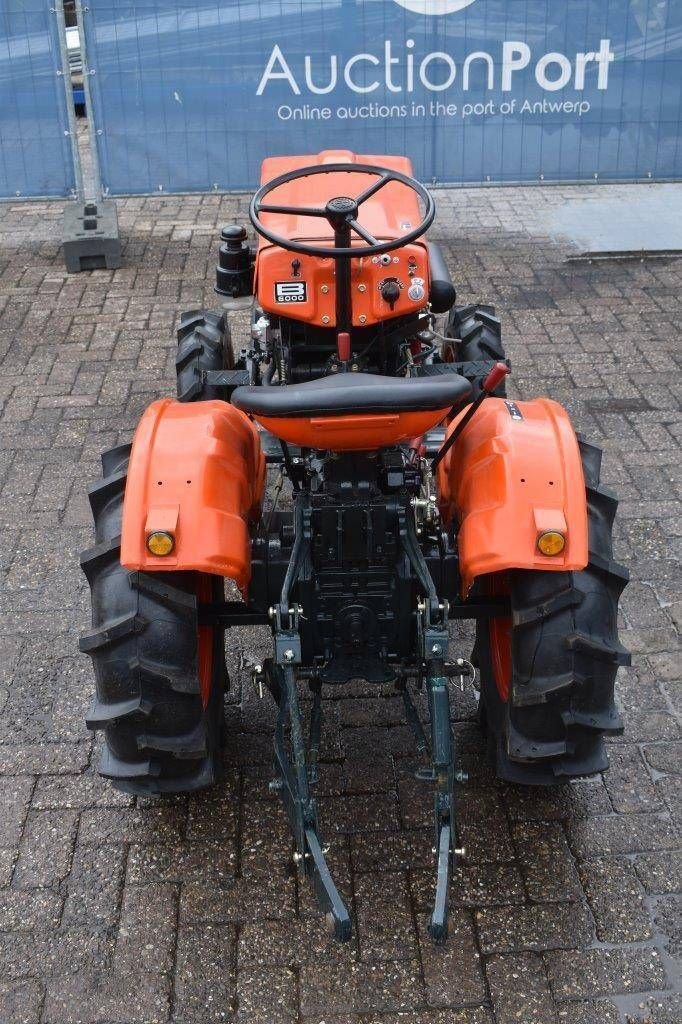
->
xmin=249 ymin=163 xmax=435 ymax=259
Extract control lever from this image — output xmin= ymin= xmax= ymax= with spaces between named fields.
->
xmin=336 ymin=331 xmax=351 ymax=362
xmin=431 ymin=362 xmax=510 ymax=473
xmin=380 ymin=278 xmax=402 ymax=309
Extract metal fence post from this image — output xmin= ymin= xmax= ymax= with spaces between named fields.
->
xmin=61 ymin=0 xmax=121 ymax=272
xmin=74 ymin=0 xmax=103 ymax=199
xmin=54 ymin=1 xmax=84 ymax=200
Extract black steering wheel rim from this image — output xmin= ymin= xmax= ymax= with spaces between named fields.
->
xmin=249 ymin=162 xmax=435 ymax=259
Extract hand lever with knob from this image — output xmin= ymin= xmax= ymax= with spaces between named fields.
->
xmin=431 ymin=362 xmax=511 ymax=472
xmin=380 ymin=278 xmax=402 ymax=309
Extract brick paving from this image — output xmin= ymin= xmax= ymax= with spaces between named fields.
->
xmin=0 ymin=182 xmax=680 ymax=1024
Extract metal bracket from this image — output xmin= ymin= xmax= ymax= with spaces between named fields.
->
xmin=416 ymin=595 xmax=450 ymax=662
xmin=274 ymin=630 xmax=302 ymax=666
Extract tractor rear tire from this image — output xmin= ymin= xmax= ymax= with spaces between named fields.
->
xmin=79 ymin=444 xmax=226 ymax=795
xmin=475 ymin=437 xmax=630 ymax=784
xmin=176 ymin=309 xmax=232 ymax=402
xmin=447 ymin=304 xmax=507 ymax=397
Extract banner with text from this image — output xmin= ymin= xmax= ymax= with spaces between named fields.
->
xmin=83 ymin=0 xmax=682 ymax=194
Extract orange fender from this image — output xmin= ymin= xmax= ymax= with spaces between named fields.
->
xmin=437 ymin=398 xmax=588 ymax=596
xmin=120 ymin=399 xmax=265 ymax=592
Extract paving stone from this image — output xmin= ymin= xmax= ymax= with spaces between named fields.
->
xmin=579 ymin=858 xmax=653 ymax=942
xmin=652 ymin=893 xmax=682 ymax=956
xmin=603 ymin=745 xmax=664 ymax=813
xmin=355 ymin=870 xmax=417 ymax=962
xmin=319 ymin=792 xmax=401 ymax=835
xmin=486 ymin=951 xmax=558 ymax=1023
xmin=0 ymin=776 xmax=34 ymax=846
xmin=655 ymin=774 xmax=682 ymax=826
xmin=366 ymin=1011 xmax=494 ymax=1024
xmin=0 ymin=888 xmax=62 ymax=930
xmin=476 ymin=901 xmax=594 ymax=953
xmin=619 ymin=709 xmax=680 ymax=744
xmin=78 ymin=805 xmax=185 ymax=845
xmin=410 ymin=860 xmax=524 ymax=913
xmin=34 ymin=926 xmax=112 ymax=978
xmin=0 ymin=979 xmax=44 ymax=1024
xmin=238 ymin=917 xmax=355 ymax=969
xmin=0 ymin=846 xmax=16 ymax=884
xmin=555 ymin=1000 xmax=621 ymax=1024
xmin=457 ymin=814 xmax=516 ymax=864
xmin=61 ymin=839 xmax=124 ymax=929
xmin=31 ymin=771 xmax=133 ymax=809
xmin=298 ymin=957 xmax=422 ymax=1017
xmin=567 ymin=813 xmax=678 ymax=859
xmin=114 ymin=882 xmax=177 ymax=974
xmin=503 ymin=779 xmax=613 ymax=821
xmin=544 ymin=947 xmax=669 ymax=999
xmin=642 ymin=742 xmax=681 ymax=776
xmin=633 ymin=850 xmax=682 ymax=894
xmin=42 ymin=970 xmax=172 ymax=1024
xmin=173 ymin=923 xmax=236 ymax=1023
xmin=417 ymin=911 xmax=486 ymax=1007
xmin=512 ymin=821 xmax=583 ymax=903
xmin=236 ymin=966 xmax=297 ymax=1024
xmin=127 ymin=840 xmax=237 ymax=885
xmin=239 ymin=799 xmax=299 ymax=879
xmin=180 ymin=874 xmax=296 ymax=925
xmin=0 ymin=931 xmax=37 ymax=980
xmin=186 ymin=781 xmax=239 ymax=842
xmin=0 ymin=743 xmax=90 ymax=774
xmin=12 ymin=808 xmax=78 ymax=887
xmin=350 ymin=828 xmax=433 ymax=872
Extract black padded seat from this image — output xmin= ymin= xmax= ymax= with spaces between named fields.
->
xmin=231 ymin=372 xmax=471 ymax=419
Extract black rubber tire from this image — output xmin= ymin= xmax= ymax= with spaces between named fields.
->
xmin=79 ymin=444 xmax=226 ymax=795
xmin=176 ymin=309 xmax=232 ymax=402
xmin=476 ymin=436 xmax=630 ymax=785
xmin=446 ymin=303 xmax=507 ymax=398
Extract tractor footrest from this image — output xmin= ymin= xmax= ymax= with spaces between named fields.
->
xmin=203 ymin=369 xmax=251 ymax=395
xmin=414 ymin=359 xmax=511 ymax=379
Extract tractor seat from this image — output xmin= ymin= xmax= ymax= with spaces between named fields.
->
xmin=231 ymin=372 xmax=471 ymax=419
xmin=231 ymin=372 xmax=472 ymax=452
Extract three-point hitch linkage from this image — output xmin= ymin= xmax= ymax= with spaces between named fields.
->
xmin=260 ymin=497 xmax=464 ymax=942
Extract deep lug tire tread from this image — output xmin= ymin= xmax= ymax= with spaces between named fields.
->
xmin=447 ymin=303 xmax=507 ymax=397
xmin=477 ymin=439 xmax=629 ymax=785
xmin=176 ymin=309 xmax=232 ymax=402
xmin=80 ymin=447 xmax=225 ymax=795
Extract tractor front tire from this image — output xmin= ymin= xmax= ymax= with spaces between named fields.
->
xmin=476 ymin=437 xmax=630 ymax=784
xmin=176 ymin=309 xmax=232 ymax=402
xmin=447 ymin=303 xmax=507 ymax=397
xmin=80 ymin=444 xmax=226 ymax=795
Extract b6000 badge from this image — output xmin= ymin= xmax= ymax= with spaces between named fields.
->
xmin=276 ymin=281 xmax=307 ymax=303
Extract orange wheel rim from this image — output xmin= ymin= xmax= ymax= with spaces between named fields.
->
xmin=489 ymin=615 xmax=512 ymax=702
xmin=488 ymin=575 xmax=511 ymax=702
xmin=196 ymin=574 xmax=214 ymax=708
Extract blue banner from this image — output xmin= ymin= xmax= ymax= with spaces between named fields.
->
xmin=0 ymin=2 xmax=78 ymax=199
xmin=83 ymin=0 xmax=682 ymax=194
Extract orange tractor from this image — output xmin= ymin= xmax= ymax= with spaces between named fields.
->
xmin=81 ymin=152 xmax=629 ymax=942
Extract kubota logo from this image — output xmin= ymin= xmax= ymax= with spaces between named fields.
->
xmin=392 ymin=0 xmax=477 ymax=15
